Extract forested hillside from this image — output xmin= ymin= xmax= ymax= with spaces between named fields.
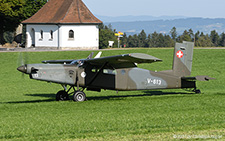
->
xmin=99 ymin=25 xmax=225 ymax=48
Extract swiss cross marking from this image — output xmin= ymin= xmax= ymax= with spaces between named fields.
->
xmin=176 ymin=50 xmax=184 ymax=58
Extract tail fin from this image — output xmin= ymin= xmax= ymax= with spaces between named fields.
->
xmin=172 ymin=41 xmax=194 ymax=77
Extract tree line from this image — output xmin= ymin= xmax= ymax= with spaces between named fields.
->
xmin=0 ymin=0 xmax=47 ymax=44
xmin=99 ymin=24 xmax=225 ymax=48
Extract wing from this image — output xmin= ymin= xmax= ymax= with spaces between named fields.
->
xmin=42 ymin=60 xmax=74 ymax=64
xmin=85 ymin=53 xmax=162 ymax=69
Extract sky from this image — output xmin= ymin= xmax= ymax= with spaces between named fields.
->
xmin=83 ymin=0 xmax=225 ymax=18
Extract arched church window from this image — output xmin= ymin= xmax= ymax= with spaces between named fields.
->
xmin=50 ymin=30 xmax=53 ymax=39
xmin=40 ymin=30 xmax=43 ymax=39
xmin=69 ymin=30 xmax=74 ymax=39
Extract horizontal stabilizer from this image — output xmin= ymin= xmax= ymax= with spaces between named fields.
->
xmin=196 ymin=76 xmax=215 ymax=81
xmin=94 ymin=52 xmax=102 ymax=58
xmin=182 ymin=76 xmax=215 ymax=81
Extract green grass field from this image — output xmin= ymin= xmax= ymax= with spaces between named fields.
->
xmin=0 ymin=48 xmax=224 ymax=140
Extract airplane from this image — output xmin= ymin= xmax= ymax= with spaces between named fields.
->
xmin=17 ymin=41 xmax=214 ymax=102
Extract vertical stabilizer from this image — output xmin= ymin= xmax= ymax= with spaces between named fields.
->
xmin=172 ymin=41 xmax=194 ymax=77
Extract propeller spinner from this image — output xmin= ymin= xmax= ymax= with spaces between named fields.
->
xmin=17 ymin=65 xmax=27 ymax=74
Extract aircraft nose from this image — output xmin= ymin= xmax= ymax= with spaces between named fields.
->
xmin=17 ymin=65 xmax=27 ymax=73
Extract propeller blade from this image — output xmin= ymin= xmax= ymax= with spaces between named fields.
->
xmin=17 ymin=52 xmax=29 ymax=78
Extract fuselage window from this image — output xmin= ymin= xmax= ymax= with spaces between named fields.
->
xmin=103 ymin=69 xmax=117 ymax=75
xmin=121 ymin=70 xmax=126 ymax=75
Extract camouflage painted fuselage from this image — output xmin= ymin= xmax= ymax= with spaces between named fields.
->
xmin=27 ymin=63 xmax=195 ymax=92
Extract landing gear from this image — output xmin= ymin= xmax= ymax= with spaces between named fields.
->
xmin=56 ymin=90 xmax=69 ymax=101
xmin=73 ymin=91 xmax=86 ymax=102
xmin=194 ymin=89 xmax=201 ymax=94
xmin=56 ymin=85 xmax=86 ymax=102
xmin=193 ymin=88 xmax=201 ymax=94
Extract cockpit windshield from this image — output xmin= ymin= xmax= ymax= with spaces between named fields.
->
xmin=70 ymin=60 xmax=84 ymax=66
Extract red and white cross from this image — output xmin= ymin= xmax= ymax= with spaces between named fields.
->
xmin=176 ymin=50 xmax=184 ymax=58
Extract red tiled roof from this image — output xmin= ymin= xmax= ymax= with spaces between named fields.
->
xmin=22 ymin=0 xmax=102 ymax=24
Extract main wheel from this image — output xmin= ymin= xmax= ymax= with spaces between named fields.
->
xmin=73 ymin=91 xmax=86 ymax=102
xmin=195 ymin=89 xmax=201 ymax=94
xmin=56 ymin=90 xmax=69 ymax=101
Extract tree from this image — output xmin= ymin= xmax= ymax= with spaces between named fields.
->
xmin=195 ymin=33 xmax=213 ymax=47
xmin=146 ymin=34 xmax=151 ymax=47
xmin=150 ymin=32 xmax=159 ymax=47
xmin=0 ymin=0 xmax=23 ymax=44
xmin=210 ymin=30 xmax=219 ymax=47
xmin=194 ymin=31 xmax=200 ymax=46
xmin=157 ymin=33 xmax=165 ymax=47
xmin=23 ymin=0 xmax=47 ymax=18
xmin=188 ymin=29 xmax=194 ymax=42
xmin=99 ymin=24 xmax=117 ymax=49
xmin=170 ymin=27 xmax=177 ymax=41
xmin=164 ymin=34 xmax=174 ymax=47
xmin=177 ymin=30 xmax=192 ymax=42
xmin=219 ymin=32 xmax=225 ymax=47
xmin=138 ymin=30 xmax=147 ymax=47
xmin=121 ymin=33 xmax=127 ymax=47
xmin=0 ymin=0 xmax=47 ymax=44
xmin=128 ymin=34 xmax=139 ymax=47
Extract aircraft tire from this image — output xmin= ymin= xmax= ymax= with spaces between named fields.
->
xmin=195 ymin=89 xmax=201 ymax=94
xmin=73 ymin=91 xmax=86 ymax=102
xmin=56 ymin=90 xmax=69 ymax=101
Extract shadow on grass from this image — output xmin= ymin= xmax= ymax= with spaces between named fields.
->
xmin=4 ymin=93 xmax=56 ymax=104
xmin=4 ymin=91 xmax=193 ymax=104
xmin=87 ymin=91 xmax=193 ymax=101
xmin=25 ymin=93 xmax=56 ymax=98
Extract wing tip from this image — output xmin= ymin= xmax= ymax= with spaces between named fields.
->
xmin=130 ymin=53 xmax=162 ymax=62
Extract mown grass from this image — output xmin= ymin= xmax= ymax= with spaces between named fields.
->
xmin=0 ymin=48 xmax=224 ymax=140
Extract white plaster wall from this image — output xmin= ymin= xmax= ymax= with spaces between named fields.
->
xmin=26 ymin=24 xmax=99 ymax=49
xmin=26 ymin=25 xmax=58 ymax=47
xmin=60 ymin=25 xmax=99 ymax=48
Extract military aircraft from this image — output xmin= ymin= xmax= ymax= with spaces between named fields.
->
xmin=17 ymin=41 xmax=214 ymax=102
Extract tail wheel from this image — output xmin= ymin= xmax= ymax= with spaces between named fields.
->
xmin=56 ymin=90 xmax=69 ymax=101
xmin=73 ymin=91 xmax=86 ymax=102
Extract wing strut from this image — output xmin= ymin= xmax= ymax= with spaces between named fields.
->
xmin=87 ymin=62 xmax=108 ymax=86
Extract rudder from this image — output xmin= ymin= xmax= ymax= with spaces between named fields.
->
xmin=172 ymin=41 xmax=194 ymax=77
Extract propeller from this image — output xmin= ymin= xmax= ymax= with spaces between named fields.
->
xmin=17 ymin=52 xmax=29 ymax=77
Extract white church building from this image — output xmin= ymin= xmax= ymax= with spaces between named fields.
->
xmin=22 ymin=0 xmax=102 ymax=49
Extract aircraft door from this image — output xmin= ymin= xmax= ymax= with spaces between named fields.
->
xmin=77 ymin=68 xmax=85 ymax=87
xmin=115 ymin=69 xmax=128 ymax=90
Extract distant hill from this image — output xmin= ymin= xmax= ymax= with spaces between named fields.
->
xmin=96 ymin=15 xmax=188 ymax=22
xmin=102 ymin=17 xmax=225 ymax=35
